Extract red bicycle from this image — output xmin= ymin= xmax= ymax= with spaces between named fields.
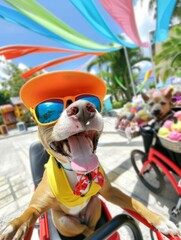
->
xmin=131 ymin=125 xmax=181 ymax=217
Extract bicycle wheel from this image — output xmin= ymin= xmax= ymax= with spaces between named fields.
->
xmin=119 ymin=216 xmax=144 ymax=240
xmin=131 ymin=150 xmax=165 ymax=194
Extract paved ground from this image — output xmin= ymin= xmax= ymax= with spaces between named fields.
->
xmin=0 ymin=116 xmax=180 ymax=239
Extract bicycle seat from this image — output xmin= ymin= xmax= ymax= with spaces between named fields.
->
xmin=29 ymin=140 xmax=49 ymax=187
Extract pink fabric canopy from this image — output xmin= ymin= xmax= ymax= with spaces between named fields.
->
xmin=100 ymin=0 xmax=149 ymax=47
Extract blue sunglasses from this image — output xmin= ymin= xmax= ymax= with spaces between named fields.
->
xmin=30 ymin=94 xmax=102 ymax=125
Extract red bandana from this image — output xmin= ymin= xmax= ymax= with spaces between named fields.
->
xmin=73 ymin=167 xmax=104 ymax=196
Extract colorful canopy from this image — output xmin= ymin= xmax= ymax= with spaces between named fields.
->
xmin=0 ymin=45 xmax=80 ymax=60
xmin=0 ymin=45 xmax=104 ymax=79
xmin=99 ymin=0 xmax=149 ymax=47
xmin=137 ymin=70 xmax=153 ymax=93
xmin=70 ymin=0 xmax=138 ymax=48
xmin=154 ymin=0 xmax=177 ymax=42
xmin=0 ymin=0 xmax=177 ymax=78
xmin=2 ymin=1 xmax=119 ymax=51
xmin=21 ymin=53 xmax=104 ymax=79
xmin=2 ymin=0 xmax=176 ymax=49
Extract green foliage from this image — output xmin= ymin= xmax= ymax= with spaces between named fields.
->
xmin=87 ymin=48 xmax=151 ymax=102
xmin=1 ymin=62 xmax=25 ymax=97
xmin=0 ymin=114 xmax=3 ymax=125
xmin=148 ymin=82 xmax=155 ymax=89
xmin=112 ymin=100 xmax=127 ymax=109
xmin=176 ymin=71 xmax=181 ymax=77
xmin=0 ymin=89 xmax=10 ymax=104
xmin=0 ymin=60 xmax=42 ymax=103
xmin=20 ymin=110 xmax=35 ymax=127
xmin=154 ymin=25 xmax=181 ymax=81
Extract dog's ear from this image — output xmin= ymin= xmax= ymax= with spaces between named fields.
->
xmin=164 ymin=87 xmax=173 ymax=100
xmin=141 ymin=92 xmax=149 ymax=103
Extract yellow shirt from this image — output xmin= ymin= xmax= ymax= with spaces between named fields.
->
xmin=46 ymin=155 xmax=104 ymax=208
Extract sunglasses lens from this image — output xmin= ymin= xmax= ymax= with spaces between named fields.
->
xmin=76 ymin=95 xmax=101 ymax=112
xmin=35 ymin=100 xmax=64 ymax=124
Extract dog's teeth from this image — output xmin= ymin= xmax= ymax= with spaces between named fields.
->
xmin=87 ymin=137 xmax=93 ymax=149
xmin=63 ymin=143 xmax=70 ymax=155
xmin=50 ymin=143 xmax=57 ymax=152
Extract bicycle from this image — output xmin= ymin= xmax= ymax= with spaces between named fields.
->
xmin=131 ymin=125 xmax=181 ymax=217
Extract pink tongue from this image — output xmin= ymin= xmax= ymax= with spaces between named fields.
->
xmin=68 ymin=135 xmax=99 ymax=172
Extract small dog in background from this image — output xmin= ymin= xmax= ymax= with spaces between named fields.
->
xmin=0 ymin=72 xmax=180 ymax=240
xmin=141 ymin=88 xmax=173 ymax=122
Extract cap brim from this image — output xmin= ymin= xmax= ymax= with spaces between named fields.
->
xmin=20 ymin=71 xmax=107 ymax=109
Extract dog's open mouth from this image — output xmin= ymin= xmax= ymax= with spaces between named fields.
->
xmin=50 ymin=130 xmax=100 ymax=172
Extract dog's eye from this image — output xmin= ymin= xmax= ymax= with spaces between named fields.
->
xmin=149 ymin=102 xmax=154 ymax=107
xmin=160 ymin=102 xmax=166 ymax=106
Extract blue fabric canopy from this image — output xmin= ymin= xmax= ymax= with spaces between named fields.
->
xmin=154 ymin=0 xmax=177 ymax=42
xmin=0 ymin=4 xmax=119 ymax=52
xmin=0 ymin=5 xmax=90 ymax=51
xmin=70 ymin=0 xmax=137 ymax=48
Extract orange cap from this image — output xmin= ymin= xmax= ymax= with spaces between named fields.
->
xmin=20 ymin=71 xmax=107 ymax=109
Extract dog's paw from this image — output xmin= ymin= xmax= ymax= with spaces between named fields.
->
xmin=0 ymin=221 xmax=28 ymax=240
xmin=156 ymin=219 xmax=181 ymax=237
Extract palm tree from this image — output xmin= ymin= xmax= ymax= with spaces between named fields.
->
xmin=154 ymin=25 xmax=181 ymax=81
xmin=87 ymin=48 xmax=150 ymax=102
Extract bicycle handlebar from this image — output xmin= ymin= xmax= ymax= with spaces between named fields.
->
xmin=85 ymin=214 xmax=135 ymax=240
xmin=124 ymin=209 xmax=180 ymax=240
xmin=85 ymin=212 xmax=180 ymax=240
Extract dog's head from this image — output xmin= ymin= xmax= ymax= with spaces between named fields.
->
xmin=141 ymin=88 xmax=173 ymax=120
xmin=20 ymin=71 xmax=106 ymax=174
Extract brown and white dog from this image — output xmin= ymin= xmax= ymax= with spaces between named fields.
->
xmin=0 ymin=72 xmax=179 ymax=239
xmin=141 ymin=88 xmax=173 ymax=122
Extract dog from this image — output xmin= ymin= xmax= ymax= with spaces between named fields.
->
xmin=141 ymin=88 xmax=174 ymax=124
xmin=0 ymin=72 xmax=180 ymax=239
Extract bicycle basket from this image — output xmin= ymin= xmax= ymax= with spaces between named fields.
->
xmin=158 ymin=135 xmax=181 ymax=153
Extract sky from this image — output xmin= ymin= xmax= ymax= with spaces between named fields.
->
xmin=0 ymin=0 xmax=155 ymax=74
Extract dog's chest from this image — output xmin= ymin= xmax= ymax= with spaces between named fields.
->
xmin=64 ymin=170 xmax=79 ymax=189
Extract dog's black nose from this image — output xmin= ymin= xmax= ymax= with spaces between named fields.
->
xmin=153 ymin=109 xmax=162 ymax=116
xmin=66 ymin=100 xmax=96 ymax=123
